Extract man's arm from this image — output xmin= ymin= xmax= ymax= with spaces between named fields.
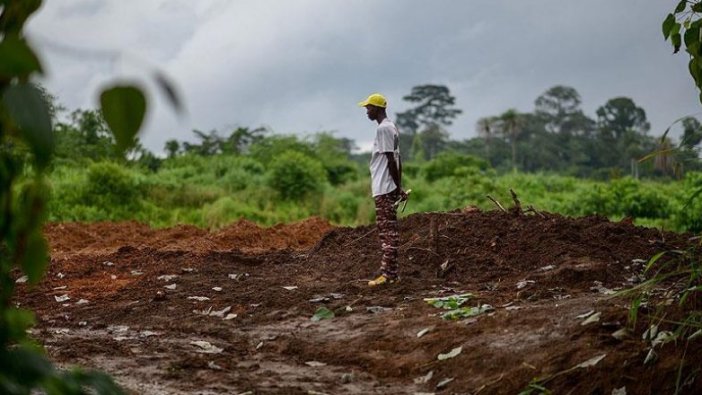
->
xmin=378 ymin=124 xmax=406 ymax=198
xmin=384 ymin=152 xmax=403 ymax=192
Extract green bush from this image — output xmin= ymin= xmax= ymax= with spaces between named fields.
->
xmin=320 ymin=179 xmax=375 ymax=224
xmin=201 ymin=196 xmax=273 ymax=228
xmin=422 ymin=152 xmax=490 ymax=182
xmin=155 ymin=155 xmax=264 ymax=194
xmin=569 ymin=177 xmax=670 ymax=220
xmin=572 ymin=184 xmax=613 ymax=216
xmin=672 ymin=172 xmax=702 ymax=232
xmin=250 ymin=135 xmax=316 ymax=165
xmin=267 ymin=151 xmax=327 ymax=200
xmin=324 ymin=160 xmax=359 ymax=186
xmin=82 ymin=162 xmax=142 ymax=207
xmin=143 ymin=181 xmax=222 ymax=208
xmin=617 ymin=182 xmax=670 ymax=219
xmin=320 ymin=190 xmax=361 ymax=224
xmin=442 ymin=167 xmax=497 ymax=208
xmin=403 ymin=162 xmax=421 ymax=178
xmin=46 ymin=162 xmax=146 ymax=222
xmin=221 ymin=168 xmax=255 ymax=192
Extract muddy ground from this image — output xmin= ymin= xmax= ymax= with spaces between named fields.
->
xmin=14 ymin=210 xmax=702 ymax=394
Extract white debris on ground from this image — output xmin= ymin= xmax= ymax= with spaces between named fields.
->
xmin=54 ymin=294 xmax=70 ymax=302
xmin=190 ymin=340 xmax=223 ymax=354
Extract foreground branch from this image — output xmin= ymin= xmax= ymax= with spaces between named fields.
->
xmin=486 ymin=195 xmax=507 ymax=212
xmin=509 ymin=188 xmax=522 ymax=213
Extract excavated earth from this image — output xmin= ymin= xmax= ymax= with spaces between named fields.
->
xmin=14 ymin=210 xmax=702 ymax=394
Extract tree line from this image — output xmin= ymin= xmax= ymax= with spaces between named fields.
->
xmin=394 ymin=84 xmax=702 ymax=179
xmin=44 ymin=83 xmax=702 ymax=180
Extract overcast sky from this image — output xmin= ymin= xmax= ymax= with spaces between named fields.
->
xmin=26 ymin=1 xmax=701 ymax=153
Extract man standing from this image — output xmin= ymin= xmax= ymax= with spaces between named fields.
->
xmin=358 ymin=93 xmax=407 ymax=287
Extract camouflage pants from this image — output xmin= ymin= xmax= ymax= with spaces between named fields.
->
xmin=374 ymin=189 xmax=399 ymax=278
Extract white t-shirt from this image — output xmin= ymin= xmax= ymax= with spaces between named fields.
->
xmin=369 ymin=118 xmax=401 ymax=197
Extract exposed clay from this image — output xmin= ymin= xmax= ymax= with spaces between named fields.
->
xmin=15 ymin=211 xmax=702 ymax=394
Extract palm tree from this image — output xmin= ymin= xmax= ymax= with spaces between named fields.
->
xmin=164 ymin=139 xmax=180 ymax=158
xmin=498 ymin=109 xmax=524 ymax=172
xmin=475 ymin=116 xmax=495 ymax=157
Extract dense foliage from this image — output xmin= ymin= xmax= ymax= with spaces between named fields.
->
xmin=40 ymin=134 xmax=700 ymax=233
xmin=36 ymin=76 xmax=702 ymax=233
xmin=664 ymin=0 xmax=702 ymax=104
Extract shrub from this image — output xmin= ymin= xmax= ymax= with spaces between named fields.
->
xmin=403 ymin=162 xmax=421 ymax=178
xmin=267 ymin=151 xmax=326 ymax=200
xmin=320 ymin=190 xmax=361 ymax=224
xmin=250 ymin=135 xmax=316 ymax=165
xmin=422 ymin=152 xmax=490 ymax=182
xmin=672 ymin=172 xmax=702 ymax=232
xmin=202 ymin=196 xmax=273 ymax=228
xmin=324 ymin=160 xmax=359 ymax=186
xmin=81 ymin=162 xmax=142 ymax=207
xmin=609 ymin=178 xmax=670 ymax=218
xmin=574 ymin=184 xmax=614 ymax=216
xmin=442 ymin=167 xmax=497 ymax=209
xmin=569 ymin=177 xmax=671 ymax=219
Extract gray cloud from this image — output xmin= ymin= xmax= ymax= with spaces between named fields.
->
xmin=27 ymin=1 xmax=701 ymax=154
xmin=55 ymin=0 xmax=106 ymax=18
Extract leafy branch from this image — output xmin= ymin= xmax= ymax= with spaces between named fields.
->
xmin=664 ymin=1 xmax=702 ymax=104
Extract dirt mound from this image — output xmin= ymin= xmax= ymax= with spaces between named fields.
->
xmin=44 ymin=216 xmax=334 ymax=257
xmin=210 ymin=216 xmax=334 ymax=253
xmin=18 ymin=210 xmax=701 ymax=394
xmin=309 ymin=210 xmax=678 ymax=291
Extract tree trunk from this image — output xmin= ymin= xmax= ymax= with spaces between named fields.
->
xmin=512 ymin=136 xmax=517 ymax=173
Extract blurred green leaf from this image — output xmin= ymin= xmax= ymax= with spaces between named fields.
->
xmin=54 ymin=369 xmax=125 ymax=395
xmin=689 ymin=58 xmax=701 ymax=84
xmin=675 ymin=0 xmax=687 ymax=13
xmin=2 ymin=83 xmax=54 ymax=168
xmin=0 ymin=1 xmax=43 ymax=34
xmin=424 ymin=293 xmax=473 ymax=309
xmin=672 ymin=32 xmax=682 ymax=53
xmin=684 ymin=26 xmax=700 ymax=54
xmin=153 ymin=72 xmax=183 ymax=114
xmin=663 ymin=13 xmax=676 ymax=40
xmin=311 ymin=306 xmax=334 ymax=321
xmin=3 ymin=308 xmax=35 ymax=340
xmin=644 ymin=251 xmax=667 ymax=273
xmin=629 ymin=295 xmax=642 ymax=328
xmin=0 ymin=35 xmax=42 ymax=78
xmin=685 ymin=185 xmax=702 ymax=208
xmin=638 ymin=148 xmax=676 ymax=163
xmin=693 ymin=2 xmax=702 ymax=12
xmin=21 ymin=230 xmax=49 ymax=284
xmin=99 ymin=85 xmax=147 ymax=153
xmin=0 ymin=347 xmax=55 ymax=391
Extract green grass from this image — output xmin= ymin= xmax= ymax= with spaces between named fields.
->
xmin=42 ymin=155 xmax=702 ymax=232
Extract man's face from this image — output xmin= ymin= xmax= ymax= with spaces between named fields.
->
xmin=365 ymin=105 xmax=380 ymax=121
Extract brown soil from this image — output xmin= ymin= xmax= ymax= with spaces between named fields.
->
xmin=15 ymin=211 xmax=702 ymax=394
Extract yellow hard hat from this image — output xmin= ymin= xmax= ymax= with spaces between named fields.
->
xmin=358 ymin=93 xmax=387 ymax=108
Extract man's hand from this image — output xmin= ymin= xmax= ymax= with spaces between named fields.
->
xmin=393 ymin=188 xmax=411 ymax=212
xmin=398 ymin=188 xmax=409 ymax=202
